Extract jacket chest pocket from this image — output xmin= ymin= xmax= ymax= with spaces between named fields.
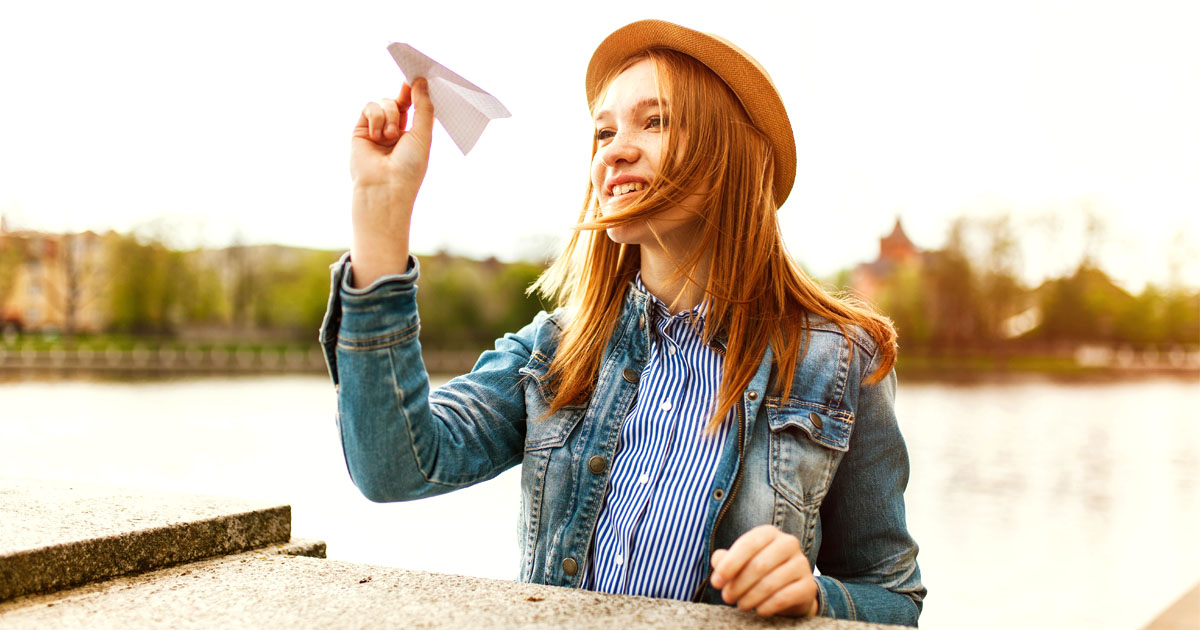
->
xmin=766 ymin=402 xmax=853 ymax=510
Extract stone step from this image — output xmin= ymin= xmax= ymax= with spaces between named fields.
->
xmin=0 ymin=478 xmax=309 ymax=602
xmin=0 ymin=550 xmax=900 ymax=629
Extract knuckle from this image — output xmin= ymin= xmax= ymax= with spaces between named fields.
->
xmin=747 ymin=556 xmax=771 ymax=576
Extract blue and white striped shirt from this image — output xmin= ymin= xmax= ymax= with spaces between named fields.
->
xmin=582 ymin=277 xmax=733 ymax=600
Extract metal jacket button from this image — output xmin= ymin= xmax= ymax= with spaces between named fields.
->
xmin=809 ymin=412 xmax=823 ymax=429
xmin=622 ymin=368 xmax=639 ymax=383
xmin=562 ymin=557 xmax=578 ymax=576
xmin=747 ymin=391 xmax=758 ymax=401
xmin=713 ymin=488 xmax=725 ymax=500
xmin=588 ymin=455 xmax=607 ymax=474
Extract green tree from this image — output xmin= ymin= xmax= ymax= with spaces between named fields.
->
xmin=106 ymin=234 xmax=187 ymax=334
xmin=924 ymin=219 xmax=978 ymax=348
xmin=874 ymin=261 xmax=933 ymax=348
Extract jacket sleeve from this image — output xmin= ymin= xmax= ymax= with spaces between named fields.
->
xmin=319 ymin=252 xmax=532 ymax=503
xmin=813 ymin=349 xmax=926 ymax=626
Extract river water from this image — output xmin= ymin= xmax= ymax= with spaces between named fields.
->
xmin=1 ymin=374 xmax=1196 ymax=629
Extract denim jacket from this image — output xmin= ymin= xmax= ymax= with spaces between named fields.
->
xmin=319 ymin=253 xmax=925 ymax=626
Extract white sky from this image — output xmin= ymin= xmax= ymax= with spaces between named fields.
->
xmin=1 ymin=0 xmax=1198 ymax=290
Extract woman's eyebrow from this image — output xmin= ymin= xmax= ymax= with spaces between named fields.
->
xmin=593 ymin=98 xmax=668 ymax=122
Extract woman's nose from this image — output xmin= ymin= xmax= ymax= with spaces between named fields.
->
xmin=600 ymin=131 xmax=641 ymax=167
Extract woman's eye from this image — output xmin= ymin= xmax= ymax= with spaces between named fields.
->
xmin=595 ymin=129 xmax=615 ymax=141
xmin=647 ymin=116 xmax=666 ymax=129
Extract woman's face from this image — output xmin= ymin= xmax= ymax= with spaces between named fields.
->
xmin=590 ymin=58 xmax=703 ymax=252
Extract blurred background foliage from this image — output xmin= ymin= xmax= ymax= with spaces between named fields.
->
xmin=1 ymin=214 xmax=1196 ymax=361
xmin=857 ymin=215 xmax=1199 ymax=353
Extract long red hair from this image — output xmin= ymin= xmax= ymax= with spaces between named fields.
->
xmin=533 ymin=49 xmax=896 ymax=430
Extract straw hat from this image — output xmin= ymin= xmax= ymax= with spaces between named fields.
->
xmin=586 ymin=19 xmax=797 ymax=208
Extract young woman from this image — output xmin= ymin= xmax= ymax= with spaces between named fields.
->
xmin=320 ymin=20 xmax=924 ymax=625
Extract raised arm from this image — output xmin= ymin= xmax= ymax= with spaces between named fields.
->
xmin=349 ymin=78 xmax=434 ymax=287
xmin=321 ymin=78 xmax=532 ymax=502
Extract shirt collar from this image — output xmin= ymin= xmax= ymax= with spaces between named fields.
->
xmin=633 ymin=272 xmax=708 ymax=328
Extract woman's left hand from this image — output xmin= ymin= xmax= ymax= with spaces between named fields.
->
xmin=710 ymin=524 xmax=819 ymax=617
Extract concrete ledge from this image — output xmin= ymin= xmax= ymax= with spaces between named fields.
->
xmin=0 ymin=479 xmax=292 ymax=602
xmin=268 ymin=538 xmax=327 ymax=559
xmin=0 ymin=551 xmax=907 ymax=629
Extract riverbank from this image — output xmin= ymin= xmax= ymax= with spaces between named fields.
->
xmin=3 ymin=342 xmax=1196 ymax=381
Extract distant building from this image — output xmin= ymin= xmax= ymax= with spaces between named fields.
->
xmin=850 ymin=218 xmax=922 ymax=303
xmin=0 ymin=219 xmax=111 ymax=334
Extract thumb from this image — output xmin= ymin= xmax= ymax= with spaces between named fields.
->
xmin=409 ymin=77 xmax=436 ymax=147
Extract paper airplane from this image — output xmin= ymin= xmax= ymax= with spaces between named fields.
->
xmin=387 ymin=43 xmax=511 ymax=155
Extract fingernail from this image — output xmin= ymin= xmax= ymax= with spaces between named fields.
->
xmin=415 ymin=78 xmax=427 ymax=92
xmin=387 ymin=124 xmax=397 ymax=136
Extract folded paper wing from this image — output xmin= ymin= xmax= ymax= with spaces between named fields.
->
xmin=387 ymin=43 xmax=511 ymax=155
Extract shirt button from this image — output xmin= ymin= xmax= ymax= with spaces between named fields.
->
xmin=637 ymin=473 xmax=649 ymax=484
xmin=668 ymin=345 xmax=677 ymax=356
xmin=562 ymin=557 xmax=578 ymax=576
xmin=615 ymin=554 xmax=624 ymax=566
xmin=588 ymin=455 xmax=607 ymax=474
xmin=660 ymin=400 xmax=672 ymax=412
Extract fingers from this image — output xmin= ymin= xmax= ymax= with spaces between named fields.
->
xmin=722 ymin=531 xmax=800 ymax=605
xmin=355 ymin=101 xmax=384 ymax=142
xmin=710 ymin=525 xmax=816 ymax=617
xmin=710 ymin=524 xmax=777 ymax=590
xmin=752 ymin=577 xmax=818 ymax=618
xmin=734 ymin=553 xmax=812 ymax=614
xmin=407 ymin=77 xmax=435 ymax=149
xmin=379 ymin=97 xmax=401 ymax=142
xmin=397 ymin=82 xmax=412 ymax=130
xmin=352 ymin=84 xmax=415 ymax=145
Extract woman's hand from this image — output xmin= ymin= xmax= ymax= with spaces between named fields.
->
xmin=348 ymin=79 xmax=435 ymax=288
xmin=710 ymin=524 xmax=819 ymax=617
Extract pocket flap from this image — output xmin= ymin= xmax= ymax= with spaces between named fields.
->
xmin=519 ymin=352 xmax=583 ymax=450
xmin=765 ymin=402 xmax=853 ymax=452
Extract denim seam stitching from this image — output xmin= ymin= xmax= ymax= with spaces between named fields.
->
xmin=834 ymin=578 xmax=856 ymax=620
xmin=338 ymin=321 xmax=420 ymax=351
xmin=388 ymin=347 xmax=453 ymax=489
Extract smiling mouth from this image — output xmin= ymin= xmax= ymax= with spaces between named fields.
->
xmin=610 ymin=181 xmax=647 ymax=198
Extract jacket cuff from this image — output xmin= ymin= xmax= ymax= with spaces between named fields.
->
xmin=814 ymin=575 xmax=855 ymax=620
xmin=318 ymin=251 xmax=421 ymax=386
xmin=340 ymin=254 xmax=419 ymax=295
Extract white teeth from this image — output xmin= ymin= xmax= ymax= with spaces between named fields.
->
xmin=611 ymin=182 xmax=646 ymax=197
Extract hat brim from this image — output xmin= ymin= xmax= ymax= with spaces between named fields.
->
xmin=586 ymin=20 xmax=797 ymax=208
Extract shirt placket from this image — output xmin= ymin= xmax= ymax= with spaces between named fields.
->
xmin=617 ymin=310 xmax=690 ymax=591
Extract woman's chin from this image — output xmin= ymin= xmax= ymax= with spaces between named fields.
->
xmin=605 ymin=225 xmax=645 ymax=246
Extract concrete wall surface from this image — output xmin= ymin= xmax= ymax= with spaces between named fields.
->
xmin=0 ymin=478 xmax=908 ymax=629
xmin=1 ymin=551 xmax=908 ymax=630
xmin=0 ymin=478 xmax=298 ymax=601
